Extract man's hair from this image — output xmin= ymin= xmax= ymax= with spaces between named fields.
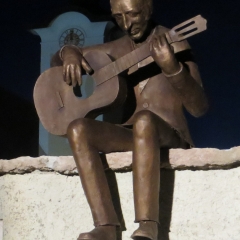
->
xmin=145 ymin=0 xmax=153 ymax=14
xmin=110 ymin=0 xmax=153 ymax=14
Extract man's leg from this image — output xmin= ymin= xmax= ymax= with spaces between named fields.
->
xmin=131 ymin=110 xmax=188 ymax=240
xmin=67 ymin=118 xmax=133 ymax=239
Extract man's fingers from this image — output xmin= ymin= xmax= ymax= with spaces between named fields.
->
xmin=82 ymin=58 xmax=92 ymax=74
xmin=63 ymin=66 xmax=66 ymax=77
xmin=63 ymin=63 xmax=82 ymax=86
xmin=153 ymin=36 xmax=162 ymax=49
xmin=65 ymin=65 xmax=71 ymax=85
xmin=75 ymin=65 xmax=82 ymax=86
xmin=152 ymin=34 xmax=169 ymax=49
xmin=70 ymin=65 xmax=77 ymax=87
xmin=160 ymin=34 xmax=168 ymax=46
xmin=160 ymin=35 xmax=173 ymax=53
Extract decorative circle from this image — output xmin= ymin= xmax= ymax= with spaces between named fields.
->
xmin=59 ymin=28 xmax=85 ymax=47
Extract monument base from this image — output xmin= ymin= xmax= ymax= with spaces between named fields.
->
xmin=0 ymin=147 xmax=240 ymax=240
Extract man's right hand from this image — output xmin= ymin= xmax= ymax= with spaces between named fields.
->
xmin=61 ymin=46 xmax=92 ymax=87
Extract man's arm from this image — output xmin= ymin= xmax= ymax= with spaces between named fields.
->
xmin=50 ymin=37 xmax=128 ymax=87
xmin=166 ymin=58 xmax=208 ymax=117
xmin=150 ymin=34 xmax=208 ymax=117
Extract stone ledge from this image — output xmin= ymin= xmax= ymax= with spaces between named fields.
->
xmin=1 ymin=146 xmax=240 ymax=175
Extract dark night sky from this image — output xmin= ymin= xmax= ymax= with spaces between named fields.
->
xmin=0 ymin=0 xmax=240 ymax=157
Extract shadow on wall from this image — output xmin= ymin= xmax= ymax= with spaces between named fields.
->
xmin=0 ymin=87 xmax=39 ymax=159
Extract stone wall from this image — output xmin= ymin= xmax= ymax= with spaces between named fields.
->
xmin=0 ymin=147 xmax=240 ymax=240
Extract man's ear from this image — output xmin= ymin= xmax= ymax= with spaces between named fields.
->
xmin=143 ymin=3 xmax=152 ymax=20
xmin=144 ymin=8 xmax=151 ymax=21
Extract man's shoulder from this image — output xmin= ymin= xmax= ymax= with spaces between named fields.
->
xmin=155 ymin=25 xmax=191 ymax=53
xmin=154 ymin=25 xmax=169 ymax=34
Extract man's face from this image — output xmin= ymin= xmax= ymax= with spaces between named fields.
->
xmin=111 ymin=0 xmax=151 ymax=41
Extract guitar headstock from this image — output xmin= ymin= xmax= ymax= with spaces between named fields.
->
xmin=165 ymin=15 xmax=207 ymax=44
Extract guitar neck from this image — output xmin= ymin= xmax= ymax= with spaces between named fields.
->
xmin=93 ymin=43 xmax=151 ymax=83
xmin=93 ymin=15 xmax=207 ymax=85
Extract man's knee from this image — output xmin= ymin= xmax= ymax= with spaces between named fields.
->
xmin=67 ymin=118 xmax=89 ymax=141
xmin=133 ymin=110 xmax=157 ymax=137
xmin=133 ymin=112 xmax=182 ymax=148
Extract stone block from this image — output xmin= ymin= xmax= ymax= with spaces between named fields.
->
xmin=0 ymin=147 xmax=240 ymax=239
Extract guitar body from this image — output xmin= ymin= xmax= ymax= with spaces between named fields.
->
xmin=34 ymin=51 xmax=127 ymax=136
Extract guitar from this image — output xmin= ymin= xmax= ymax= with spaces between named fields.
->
xmin=34 ymin=15 xmax=207 ymax=136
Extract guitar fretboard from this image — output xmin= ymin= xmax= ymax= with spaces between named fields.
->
xmin=93 ymin=42 xmax=151 ymax=85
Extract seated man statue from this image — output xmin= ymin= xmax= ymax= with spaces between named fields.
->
xmin=52 ymin=0 xmax=208 ymax=239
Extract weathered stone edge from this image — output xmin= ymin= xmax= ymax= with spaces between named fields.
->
xmin=0 ymin=147 xmax=240 ymax=175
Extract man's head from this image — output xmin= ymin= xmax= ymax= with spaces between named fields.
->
xmin=110 ymin=0 xmax=153 ymax=41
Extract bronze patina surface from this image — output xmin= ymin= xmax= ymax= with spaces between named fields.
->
xmin=44 ymin=0 xmax=208 ymax=239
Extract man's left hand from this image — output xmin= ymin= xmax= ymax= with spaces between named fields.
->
xmin=150 ymin=34 xmax=181 ymax=75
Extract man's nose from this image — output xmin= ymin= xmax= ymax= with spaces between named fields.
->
xmin=122 ymin=14 xmax=131 ymax=31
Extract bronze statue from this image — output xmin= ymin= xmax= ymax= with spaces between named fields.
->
xmin=48 ymin=0 xmax=208 ymax=239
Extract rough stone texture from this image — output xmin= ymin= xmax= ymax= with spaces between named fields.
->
xmin=0 ymin=169 xmax=240 ymax=240
xmin=1 ymin=146 xmax=240 ymax=174
xmin=0 ymin=147 xmax=240 ymax=239
xmin=169 ymin=169 xmax=240 ymax=240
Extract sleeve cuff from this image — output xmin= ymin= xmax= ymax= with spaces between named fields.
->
xmin=59 ymin=45 xmax=82 ymax=61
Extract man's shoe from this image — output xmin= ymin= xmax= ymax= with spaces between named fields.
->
xmin=77 ymin=226 xmax=117 ymax=240
xmin=131 ymin=221 xmax=158 ymax=240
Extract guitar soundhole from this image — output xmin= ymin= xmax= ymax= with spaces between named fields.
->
xmin=73 ymin=85 xmax=82 ymax=97
xmin=73 ymin=75 xmax=95 ymax=99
